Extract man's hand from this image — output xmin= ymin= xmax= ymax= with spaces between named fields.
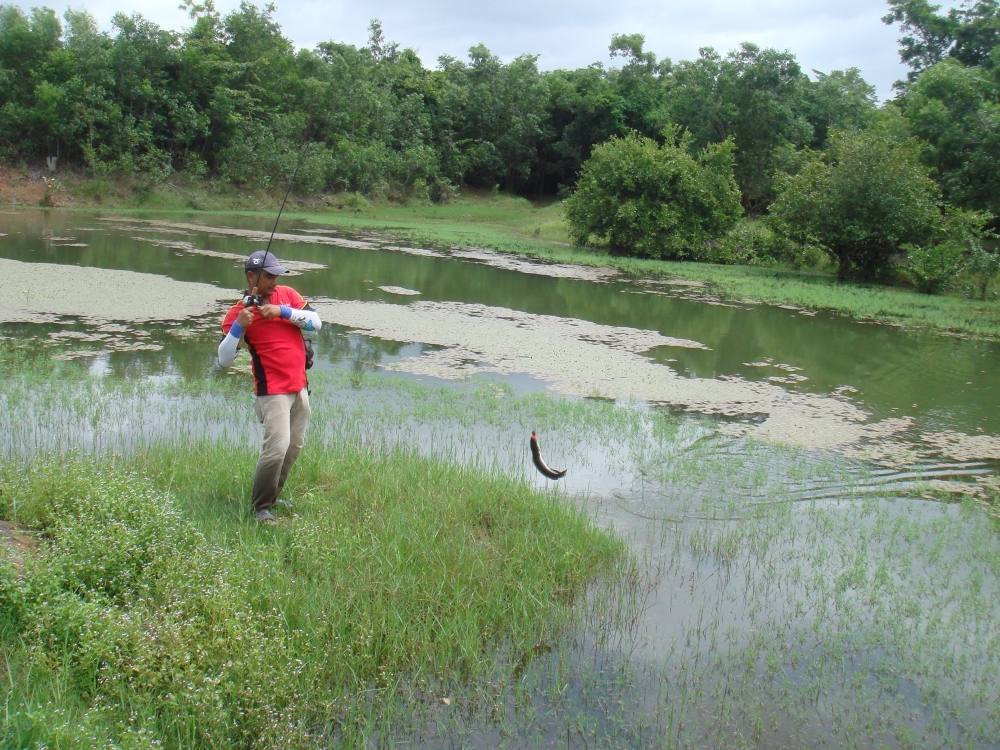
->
xmin=236 ymin=306 xmax=254 ymax=328
xmin=258 ymin=303 xmax=283 ymax=319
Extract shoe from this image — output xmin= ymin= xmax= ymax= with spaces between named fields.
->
xmin=254 ymin=509 xmax=278 ymax=525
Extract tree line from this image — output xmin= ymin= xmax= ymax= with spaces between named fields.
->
xmin=0 ymin=0 xmax=998 ymax=289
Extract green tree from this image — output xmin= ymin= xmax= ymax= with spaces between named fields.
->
xmin=903 ymin=206 xmax=995 ymax=293
xmin=805 ymin=68 xmax=877 ymax=148
xmin=884 ymin=0 xmax=1000 ymax=82
xmin=900 ymin=58 xmax=1000 ymax=216
xmin=663 ymin=43 xmax=813 ymax=213
xmin=564 ymin=127 xmax=742 ymax=259
xmin=0 ymin=6 xmax=64 ymax=159
xmin=433 ymin=44 xmax=546 ymax=192
xmin=607 ymin=33 xmax=669 ymax=136
xmin=770 ymin=118 xmax=941 ymax=280
xmin=536 ymin=65 xmax=624 ymax=194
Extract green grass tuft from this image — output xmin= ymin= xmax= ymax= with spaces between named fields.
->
xmin=0 ymin=445 xmax=619 ymax=748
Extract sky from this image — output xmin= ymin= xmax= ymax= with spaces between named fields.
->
xmin=9 ymin=0 xmax=963 ymax=102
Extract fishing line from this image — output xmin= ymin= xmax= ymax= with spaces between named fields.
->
xmin=247 ymin=144 xmax=309 ymax=305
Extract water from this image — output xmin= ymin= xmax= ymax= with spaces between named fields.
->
xmin=3 ymin=208 xmax=998 ymax=440
xmin=1 ymin=207 xmax=998 ymax=748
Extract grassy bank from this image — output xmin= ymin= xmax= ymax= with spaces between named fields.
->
xmin=7 ymin=169 xmax=1000 ymax=338
xmin=0 ymin=446 xmax=619 ymax=748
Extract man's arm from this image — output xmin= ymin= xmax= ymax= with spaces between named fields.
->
xmin=279 ymin=303 xmax=321 ymax=332
xmin=218 ymin=306 xmax=254 ymax=367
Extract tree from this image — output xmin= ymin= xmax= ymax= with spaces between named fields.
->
xmin=805 ymin=68 xmax=877 ymax=148
xmin=0 ymin=6 xmax=64 ymax=159
xmin=564 ymin=127 xmax=742 ymax=259
xmin=769 ymin=117 xmax=941 ymax=280
xmin=431 ymin=44 xmax=547 ymax=192
xmin=884 ymin=0 xmax=1000 ymax=83
xmin=535 ymin=65 xmax=624 ymax=194
xmin=662 ymin=43 xmax=813 ymax=213
xmin=607 ymin=33 xmax=669 ymax=136
xmin=899 ymin=58 xmax=1000 ymax=217
xmin=904 ymin=206 xmax=995 ymax=293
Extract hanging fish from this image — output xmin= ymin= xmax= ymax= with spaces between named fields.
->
xmin=530 ymin=431 xmax=567 ymax=480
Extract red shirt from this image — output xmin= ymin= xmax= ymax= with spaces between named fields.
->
xmin=221 ymin=286 xmax=308 ymax=396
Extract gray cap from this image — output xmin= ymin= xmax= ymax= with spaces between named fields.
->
xmin=244 ymin=250 xmax=287 ymax=275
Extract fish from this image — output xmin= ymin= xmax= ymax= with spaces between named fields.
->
xmin=530 ymin=431 xmax=567 ymax=480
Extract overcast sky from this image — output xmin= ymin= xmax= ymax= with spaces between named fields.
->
xmin=10 ymin=0 xmax=964 ymax=102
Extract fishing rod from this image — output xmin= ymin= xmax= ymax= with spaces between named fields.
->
xmin=244 ymin=146 xmax=308 ymax=307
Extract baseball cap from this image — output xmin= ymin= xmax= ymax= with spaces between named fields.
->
xmin=244 ymin=250 xmax=287 ymax=275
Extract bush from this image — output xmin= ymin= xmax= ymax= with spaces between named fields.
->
xmin=75 ymin=177 xmax=113 ymax=203
xmin=769 ymin=118 xmax=941 ymax=281
xmin=903 ymin=208 xmax=998 ymax=294
xmin=4 ymin=458 xmax=198 ymax=603
xmin=965 ymin=242 xmax=1000 ymax=299
xmin=709 ymin=218 xmax=804 ymax=266
xmin=564 ymin=127 xmax=742 ymax=260
xmin=331 ymin=191 xmax=372 ymax=212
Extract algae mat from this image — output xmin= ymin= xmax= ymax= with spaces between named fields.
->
xmin=313 ymin=298 xmax=1000 ymax=466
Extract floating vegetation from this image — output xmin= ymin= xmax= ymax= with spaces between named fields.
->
xmin=311 ymin=297 xmax=998 ymax=467
xmin=378 ymin=285 xmax=421 ymax=296
xmin=0 ymin=258 xmax=230 ymax=323
xmin=129 ymin=234 xmax=326 ymax=271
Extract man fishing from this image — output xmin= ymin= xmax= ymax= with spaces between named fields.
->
xmin=218 ymin=250 xmax=322 ymax=524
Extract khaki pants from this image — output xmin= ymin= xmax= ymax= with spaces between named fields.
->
xmin=251 ymin=388 xmax=311 ymax=513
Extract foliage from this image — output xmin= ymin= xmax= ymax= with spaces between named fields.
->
xmin=709 ymin=217 xmax=819 ymax=267
xmin=0 ymin=447 xmax=618 ymax=749
xmin=0 ymin=3 xmax=886 ymax=214
xmin=564 ymin=127 xmax=742 ymax=259
xmin=883 ymin=0 xmax=1000 ymax=81
xmin=0 ymin=0 xmax=996 ymax=285
xmin=903 ymin=207 xmax=995 ymax=293
xmin=661 ymin=43 xmax=819 ymax=213
xmin=805 ymin=68 xmax=877 ymax=148
xmin=769 ymin=118 xmax=942 ymax=281
xmin=899 ymin=59 xmax=1000 ymax=217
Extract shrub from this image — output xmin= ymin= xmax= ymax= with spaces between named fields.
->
xmin=75 ymin=177 xmax=113 ymax=203
xmin=564 ymin=126 xmax=742 ymax=260
xmin=769 ymin=119 xmax=941 ymax=281
xmin=4 ymin=457 xmax=198 ymax=603
xmin=903 ymin=208 xmax=997 ymax=294
xmin=709 ymin=218 xmax=805 ymax=266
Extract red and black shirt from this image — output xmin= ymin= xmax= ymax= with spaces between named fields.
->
xmin=221 ymin=286 xmax=309 ymax=396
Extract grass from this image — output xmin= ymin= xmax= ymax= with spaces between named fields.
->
xmin=0 ymin=447 xmax=619 ymax=749
xmin=0 ymin=351 xmax=622 ymax=749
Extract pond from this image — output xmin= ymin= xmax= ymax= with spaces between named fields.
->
xmin=1 ymin=207 xmax=998 ymax=748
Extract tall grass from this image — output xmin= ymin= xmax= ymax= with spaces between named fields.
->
xmin=0 ymin=445 xmax=619 ymax=749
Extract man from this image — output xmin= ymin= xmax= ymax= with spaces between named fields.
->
xmin=218 ymin=250 xmax=322 ymax=524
